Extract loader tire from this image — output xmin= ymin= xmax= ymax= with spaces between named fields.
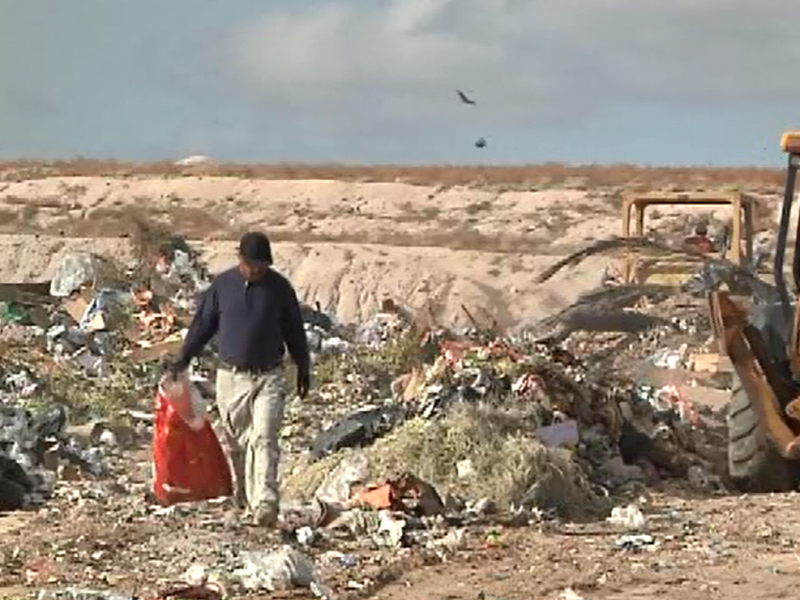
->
xmin=728 ymin=374 xmax=799 ymax=492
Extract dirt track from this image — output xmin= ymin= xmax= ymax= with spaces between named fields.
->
xmin=376 ymin=492 xmax=800 ymax=600
xmin=4 ymin=483 xmax=800 ymax=600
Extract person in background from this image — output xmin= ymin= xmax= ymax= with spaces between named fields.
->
xmin=171 ymin=231 xmax=310 ymax=527
xmin=683 ymin=222 xmax=715 ymax=254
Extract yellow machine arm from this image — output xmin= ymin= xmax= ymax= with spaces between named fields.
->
xmin=781 ymin=132 xmax=800 ymax=154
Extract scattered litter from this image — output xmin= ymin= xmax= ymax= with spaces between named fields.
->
xmin=0 ymin=301 xmax=29 ymax=325
xmin=38 ymin=589 xmax=133 ymax=600
xmin=311 ymin=406 xmax=404 ymax=459
xmin=0 ymin=228 xmax=745 ymax=592
xmin=375 ymin=511 xmax=406 ymax=548
xmin=429 ymin=528 xmax=468 ymax=551
xmin=483 ymin=528 xmax=506 ymax=549
xmin=234 ymin=546 xmax=329 ymax=596
xmin=616 ymin=534 xmax=657 ymax=551
xmin=49 ymin=254 xmax=102 ymax=298
xmin=470 ymin=498 xmax=499 ymax=517
xmin=320 ymin=551 xmax=359 ymax=569
xmin=352 ymin=483 xmax=400 ymax=511
xmin=648 ymin=344 xmax=688 ymax=370
xmin=296 ymin=526 xmax=318 ymax=548
xmin=607 ymin=505 xmax=648 ymax=531
xmin=457 ymin=458 xmax=476 ymax=480
xmin=182 ymin=564 xmax=209 ymax=586
xmin=536 ymin=420 xmax=580 ymax=449
xmin=315 ymin=454 xmax=371 ymax=504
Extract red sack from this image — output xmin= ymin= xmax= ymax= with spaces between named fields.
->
xmin=153 ymin=380 xmax=233 ymax=506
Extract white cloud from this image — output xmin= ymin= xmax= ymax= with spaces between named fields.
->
xmin=229 ymin=0 xmax=800 ymax=130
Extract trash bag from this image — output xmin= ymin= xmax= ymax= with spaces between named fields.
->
xmin=152 ymin=379 xmax=232 ymax=506
xmin=158 ymin=374 xmax=208 ymax=431
xmin=0 ymin=455 xmax=33 ymax=510
xmin=310 ymin=406 xmax=405 ymax=460
xmin=235 ymin=546 xmax=327 ymax=594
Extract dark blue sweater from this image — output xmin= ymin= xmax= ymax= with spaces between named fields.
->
xmin=176 ymin=267 xmax=310 ymax=375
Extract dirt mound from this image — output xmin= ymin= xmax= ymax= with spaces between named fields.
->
xmin=0 ymin=177 xmax=624 ymax=327
xmin=0 ymin=234 xmax=607 ymax=328
xmin=0 ymin=176 xmax=783 ymax=327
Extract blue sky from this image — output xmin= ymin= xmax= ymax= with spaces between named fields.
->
xmin=1 ymin=0 xmax=798 ymax=166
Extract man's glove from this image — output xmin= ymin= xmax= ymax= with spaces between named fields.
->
xmin=297 ymin=370 xmax=311 ymax=399
xmin=164 ymin=357 xmax=187 ymax=381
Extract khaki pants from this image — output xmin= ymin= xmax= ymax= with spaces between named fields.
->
xmin=216 ymin=367 xmax=287 ymax=513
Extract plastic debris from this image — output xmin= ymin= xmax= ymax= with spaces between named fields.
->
xmin=0 ymin=455 xmax=33 ymax=510
xmin=321 ymin=336 xmax=351 ymax=355
xmin=320 ymin=550 xmax=359 ymax=570
xmin=182 ymin=564 xmax=210 ymax=587
xmin=315 ymin=454 xmax=371 ymax=504
xmin=296 ymin=526 xmax=318 ymax=548
xmin=536 ymin=420 xmax=580 ymax=449
xmin=0 ymin=301 xmax=29 ymax=324
xmin=483 ymin=528 xmax=506 ymax=549
xmin=310 ymin=406 xmax=404 ymax=460
xmin=38 ymin=589 xmax=133 ymax=600
xmin=78 ymin=289 xmax=128 ymax=332
xmin=648 ymin=344 xmax=688 ymax=369
xmin=457 ymin=458 xmax=476 ymax=480
xmin=635 ymin=384 xmax=701 ymax=426
xmin=616 ymin=534 xmax=657 ymax=551
xmin=49 ymin=254 xmax=102 ymax=298
xmin=352 ymin=483 xmax=399 ymax=511
xmin=357 ymin=308 xmax=410 ymax=347
xmin=158 ymin=373 xmax=208 ymax=431
xmin=429 ymin=528 xmax=468 ymax=551
xmin=607 ymin=504 xmax=648 ymax=531
xmin=234 ymin=546 xmax=328 ymax=595
xmin=375 ymin=511 xmax=406 ymax=548
xmin=153 ymin=380 xmax=232 ymax=506
xmin=560 ymin=589 xmax=585 ymax=600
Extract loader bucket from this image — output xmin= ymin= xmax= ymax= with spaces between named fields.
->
xmin=710 ymin=291 xmax=800 ymax=460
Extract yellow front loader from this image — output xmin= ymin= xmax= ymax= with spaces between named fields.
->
xmin=710 ymin=132 xmax=800 ymax=490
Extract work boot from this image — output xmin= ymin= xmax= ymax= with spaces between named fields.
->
xmin=251 ymin=501 xmax=279 ymax=528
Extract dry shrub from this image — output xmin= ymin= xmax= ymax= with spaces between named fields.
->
xmin=284 ymin=403 xmax=604 ymax=520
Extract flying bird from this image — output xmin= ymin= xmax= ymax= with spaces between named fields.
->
xmin=457 ymin=90 xmax=477 ymax=105
xmin=475 ymin=137 xmax=487 ymax=148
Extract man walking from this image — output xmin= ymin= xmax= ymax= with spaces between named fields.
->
xmin=172 ymin=231 xmax=310 ymax=526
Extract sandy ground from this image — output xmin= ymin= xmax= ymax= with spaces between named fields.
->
xmin=0 ymin=176 xmax=778 ymax=328
xmin=3 ymin=480 xmax=800 ymax=600
xmin=375 ymin=492 xmax=800 ymax=600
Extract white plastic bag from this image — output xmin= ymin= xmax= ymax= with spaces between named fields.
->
xmin=158 ymin=373 xmax=208 ymax=431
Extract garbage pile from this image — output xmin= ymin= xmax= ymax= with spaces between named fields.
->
xmin=277 ymin=319 xmax=726 ymax=543
xmin=0 ymin=239 xmax=356 ymax=510
xmin=0 ymin=240 xmax=745 ymax=600
xmin=0 ymin=242 xmax=214 ymax=508
xmin=0 ymin=234 xmax=728 ymax=517
xmin=0 ymin=403 xmax=113 ymax=510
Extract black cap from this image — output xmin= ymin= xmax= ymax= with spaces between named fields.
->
xmin=239 ymin=231 xmax=273 ymax=265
